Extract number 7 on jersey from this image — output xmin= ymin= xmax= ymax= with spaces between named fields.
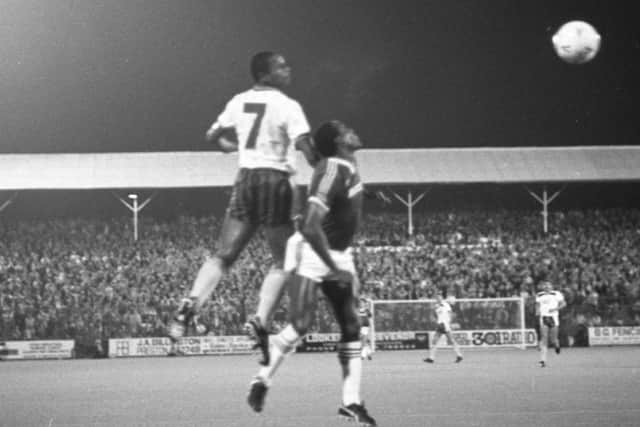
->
xmin=243 ymin=103 xmax=266 ymax=149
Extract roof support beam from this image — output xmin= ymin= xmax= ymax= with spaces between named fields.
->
xmin=113 ymin=191 xmax=157 ymax=241
xmin=0 ymin=192 xmax=18 ymax=213
xmin=525 ymin=185 xmax=566 ymax=233
xmin=392 ymin=189 xmax=428 ymax=236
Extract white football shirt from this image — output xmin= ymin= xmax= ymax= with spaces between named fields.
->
xmin=536 ymin=290 xmax=565 ymax=324
xmin=215 ymin=86 xmax=310 ymax=173
xmin=435 ymin=302 xmax=452 ymax=327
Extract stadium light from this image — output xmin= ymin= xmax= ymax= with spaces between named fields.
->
xmin=113 ymin=192 xmax=156 ymax=242
xmin=128 ymin=193 xmax=139 ymax=241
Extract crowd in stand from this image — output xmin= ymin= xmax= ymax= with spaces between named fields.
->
xmin=1 ymin=208 xmax=640 ymax=351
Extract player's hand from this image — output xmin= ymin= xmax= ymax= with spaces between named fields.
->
xmin=326 ymin=268 xmax=353 ymax=284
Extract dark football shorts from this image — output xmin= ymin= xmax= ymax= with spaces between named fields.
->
xmin=436 ymin=323 xmax=449 ymax=334
xmin=227 ymin=168 xmax=293 ymax=226
xmin=541 ymin=316 xmax=556 ymax=328
xmin=359 ymin=314 xmax=370 ymax=328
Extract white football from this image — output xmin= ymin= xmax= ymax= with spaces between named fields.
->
xmin=552 ymin=21 xmax=601 ymax=64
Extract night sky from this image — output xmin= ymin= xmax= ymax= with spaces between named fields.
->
xmin=0 ymin=0 xmax=638 ymax=153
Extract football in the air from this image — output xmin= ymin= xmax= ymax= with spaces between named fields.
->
xmin=551 ymin=21 xmax=601 ymax=64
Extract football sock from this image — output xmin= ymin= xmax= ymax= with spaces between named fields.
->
xmin=360 ymin=327 xmax=371 ymax=358
xmin=429 ymin=334 xmax=440 ymax=360
xmin=540 ymin=343 xmax=548 ymax=363
xmin=452 ymin=340 xmax=462 ymax=358
xmin=255 ymin=269 xmax=289 ymax=328
xmin=189 ymin=257 xmax=226 ymax=308
xmin=257 ymin=324 xmax=300 ymax=385
xmin=338 ymin=341 xmax=362 ymax=406
xmin=360 ymin=326 xmax=370 ymax=343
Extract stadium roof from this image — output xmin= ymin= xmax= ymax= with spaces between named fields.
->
xmin=1 ymin=146 xmax=639 ymax=190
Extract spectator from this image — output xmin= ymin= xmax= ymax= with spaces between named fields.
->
xmin=0 ymin=209 xmax=638 ymax=345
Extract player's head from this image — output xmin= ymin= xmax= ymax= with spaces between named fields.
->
xmin=250 ymin=51 xmax=291 ymax=88
xmin=313 ymin=120 xmax=362 ymax=158
xmin=435 ymin=291 xmax=444 ymax=303
xmin=541 ymin=281 xmax=552 ymax=292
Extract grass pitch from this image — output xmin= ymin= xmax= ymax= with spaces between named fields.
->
xmin=1 ymin=347 xmax=639 ymax=427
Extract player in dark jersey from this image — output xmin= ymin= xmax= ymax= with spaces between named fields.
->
xmin=246 ymin=120 xmax=376 ymax=426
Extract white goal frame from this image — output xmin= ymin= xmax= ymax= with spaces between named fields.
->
xmin=370 ymin=297 xmax=528 ymax=351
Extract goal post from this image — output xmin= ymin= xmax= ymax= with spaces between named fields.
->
xmin=370 ymin=297 xmax=535 ymax=352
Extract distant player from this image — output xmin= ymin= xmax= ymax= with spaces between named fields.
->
xmin=167 ymin=315 xmax=206 ymax=357
xmin=535 ymin=281 xmax=566 ymax=367
xmin=168 ymin=51 xmax=317 ymax=366
xmin=424 ymin=292 xmax=463 ymax=364
xmin=358 ymin=296 xmax=373 ymax=360
xmin=246 ymin=121 xmax=376 ymax=426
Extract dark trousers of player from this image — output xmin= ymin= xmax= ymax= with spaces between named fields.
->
xmin=284 ymin=275 xmax=362 ymax=406
xmin=539 ymin=316 xmax=560 ymax=363
xmin=288 ymin=277 xmax=360 ymax=343
xmin=539 ymin=317 xmax=559 ymax=346
xmin=254 ymin=274 xmax=364 ymax=409
xmin=217 ymin=169 xmax=294 ymax=265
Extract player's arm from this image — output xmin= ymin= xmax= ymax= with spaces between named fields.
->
xmin=206 ymin=99 xmax=238 ymax=152
xmin=553 ymin=294 xmax=567 ymax=312
xmin=205 ymin=122 xmax=238 ymax=153
xmin=287 ymin=101 xmax=317 ymax=166
xmin=289 ymin=177 xmax=305 ymax=229
xmin=301 ymin=160 xmax=351 ymax=280
xmin=295 ymin=134 xmax=319 ymax=167
xmin=448 ymin=306 xmax=456 ymax=323
xmin=300 ymin=201 xmax=339 ymax=272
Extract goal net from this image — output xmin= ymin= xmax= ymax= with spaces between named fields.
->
xmin=370 ymin=297 xmax=536 ymax=352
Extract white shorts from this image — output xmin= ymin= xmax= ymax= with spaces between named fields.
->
xmin=283 ymin=232 xmax=356 ymax=282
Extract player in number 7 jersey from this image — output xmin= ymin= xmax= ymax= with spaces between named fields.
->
xmin=168 ymin=51 xmax=317 ymax=366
